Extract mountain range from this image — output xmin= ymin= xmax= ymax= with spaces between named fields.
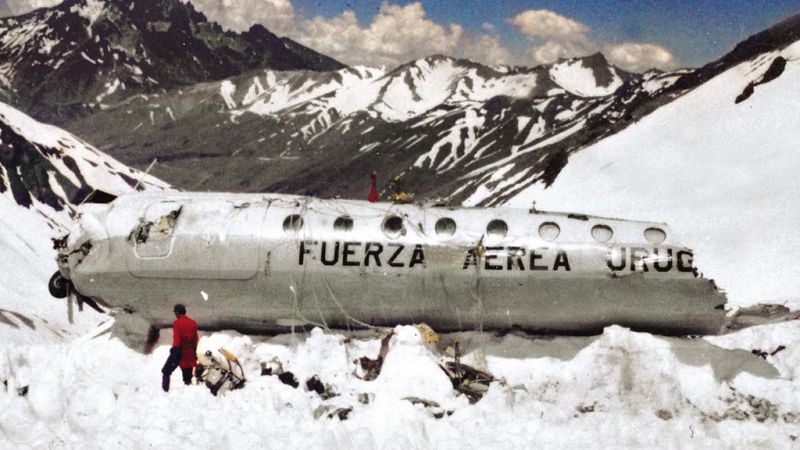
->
xmin=0 ymin=0 xmax=343 ymax=122
xmin=0 ymin=0 xmax=799 ymax=325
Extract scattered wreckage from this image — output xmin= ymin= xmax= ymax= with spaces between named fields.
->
xmin=196 ymin=348 xmax=246 ymax=396
xmin=48 ymin=192 xmax=798 ymax=343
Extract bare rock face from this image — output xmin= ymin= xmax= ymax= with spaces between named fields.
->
xmin=0 ymin=0 xmax=344 ymax=123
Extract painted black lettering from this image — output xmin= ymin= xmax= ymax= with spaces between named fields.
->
xmin=506 ymin=246 xmax=526 ymax=270
xmin=409 ymin=244 xmax=426 ymax=268
xmin=553 ymin=250 xmax=571 ymax=271
xmin=363 ymin=242 xmax=383 ymax=267
xmin=320 ymin=241 xmax=340 ymax=266
xmin=299 ymin=240 xmax=317 ymax=265
xmin=677 ymin=250 xmax=694 ymax=272
xmin=485 ymin=247 xmax=503 ymax=270
xmin=630 ymin=247 xmax=649 ymax=272
xmin=653 ymin=248 xmax=673 ymax=272
xmin=342 ymin=241 xmax=360 ymax=267
xmin=607 ymin=247 xmax=626 ymax=271
xmin=529 ymin=247 xmax=548 ymax=271
xmin=388 ymin=243 xmax=405 ymax=268
xmin=462 ymin=249 xmax=478 ymax=269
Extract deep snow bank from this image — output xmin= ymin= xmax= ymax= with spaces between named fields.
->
xmin=508 ymin=41 xmax=800 ymax=307
xmin=0 ymin=100 xmax=168 ymax=344
xmin=1 ymin=324 xmax=799 ymax=449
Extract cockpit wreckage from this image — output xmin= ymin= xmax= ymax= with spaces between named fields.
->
xmin=49 ymin=192 xmax=797 ymax=344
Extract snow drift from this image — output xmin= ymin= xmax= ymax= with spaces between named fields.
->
xmin=0 ymin=100 xmax=167 ymax=344
xmin=509 ymin=41 xmax=800 ymax=308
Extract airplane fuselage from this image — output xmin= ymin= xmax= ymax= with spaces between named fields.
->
xmin=59 ymin=192 xmax=728 ymax=335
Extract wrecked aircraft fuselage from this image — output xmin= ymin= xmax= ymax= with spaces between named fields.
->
xmin=53 ymin=192 xmax=733 ymax=335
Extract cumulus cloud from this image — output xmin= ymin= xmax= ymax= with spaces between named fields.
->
xmin=180 ymin=0 xmax=296 ymax=36
xmin=511 ymin=8 xmax=675 ymax=71
xmin=526 ymin=39 xmax=594 ymax=65
xmin=456 ymin=33 xmax=512 ymax=66
xmin=5 ymin=0 xmax=61 ymax=15
xmin=1 ymin=0 xmax=677 ymax=72
xmin=294 ymin=3 xmax=465 ymax=67
xmin=510 ymin=9 xmax=588 ymax=41
xmin=603 ymin=42 xmax=677 ymax=72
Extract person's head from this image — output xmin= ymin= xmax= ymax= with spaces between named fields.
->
xmin=173 ymin=304 xmax=186 ymax=317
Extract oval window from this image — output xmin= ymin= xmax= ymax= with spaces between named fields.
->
xmin=486 ymin=219 xmax=508 ymax=240
xmin=644 ymin=227 xmax=666 ymax=245
xmin=591 ymin=224 xmax=613 ymax=243
xmin=538 ymin=222 xmax=560 ymax=242
xmin=334 ymin=216 xmax=354 ymax=232
xmin=382 ymin=215 xmax=405 ymax=238
xmin=435 ymin=218 xmax=456 ymax=238
xmin=283 ymin=214 xmax=303 ymax=233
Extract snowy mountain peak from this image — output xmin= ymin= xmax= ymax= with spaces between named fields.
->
xmin=549 ymin=53 xmax=626 ymax=97
xmin=0 ymin=101 xmax=166 ymax=212
xmin=0 ymin=0 xmax=345 ymax=123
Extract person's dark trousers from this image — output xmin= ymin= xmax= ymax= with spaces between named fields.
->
xmin=181 ymin=368 xmax=193 ymax=385
xmin=161 ymin=347 xmax=181 ymax=392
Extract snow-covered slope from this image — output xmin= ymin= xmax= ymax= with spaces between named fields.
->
xmin=1 ymin=324 xmax=799 ymax=447
xmin=0 ymin=100 xmax=168 ymax=344
xmin=508 ymin=41 xmax=800 ymax=307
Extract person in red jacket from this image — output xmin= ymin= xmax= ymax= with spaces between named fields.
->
xmin=161 ymin=304 xmax=199 ymax=392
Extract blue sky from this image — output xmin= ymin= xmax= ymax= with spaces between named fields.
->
xmin=289 ymin=0 xmax=798 ymax=66
xmin=1 ymin=0 xmax=797 ymax=69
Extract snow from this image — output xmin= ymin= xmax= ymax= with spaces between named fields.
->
xmin=413 ymin=108 xmax=485 ymax=172
xmin=549 ymin=59 xmax=623 ymax=97
xmin=0 ymin=102 xmax=167 ymax=197
xmin=1 ymin=321 xmax=799 ymax=448
xmin=508 ymin=43 xmax=800 ymax=308
xmin=220 ymin=80 xmax=237 ymax=110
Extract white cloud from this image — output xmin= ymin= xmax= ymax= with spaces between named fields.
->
xmin=6 ymin=0 xmax=61 ymax=15
xmin=510 ymin=9 xmax=588 ymax=41
xmin=457 ymin=33 xmax=512 ymax=66
xmin=294 ymin=3 xmax=465 ymax=67
xmin=1 ymin=1 xmax=678 ymax=72
xmin=180 ymin=0 xmax=296 ymax=36
xmin=512 ymin=8 xmax=676 ymax=72
xmin=603 ymin=42 xmax=677 ymax=72
xmin=526 ymin=39 xmax=595 ymax=65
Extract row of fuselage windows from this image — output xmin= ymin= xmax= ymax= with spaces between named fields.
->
xmin=282 ymin=214 xmax=668 ymax=245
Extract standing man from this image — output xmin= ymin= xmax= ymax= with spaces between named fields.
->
xmin=161 ymin=304 xmax=198 ymax=392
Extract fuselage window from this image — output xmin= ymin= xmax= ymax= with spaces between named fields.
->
xmin=334 ymin=216 xmax=354 ymax=232
xmin=283 ymin=214 xmax=304 ymax=233
xmin=644 ymin=227 xmax=667 ymax=245
xmin=591 ymin=224 xmax=613 ymax=243
xmin=382 ymin=215 xmax=405 ymax=238
xmin=538 ymin=222 xmax=560 ymax=242
xmin=435 ymin=217 xmax=456 ymax=238
xmin=486 ymin=219 xmax=508 ymax=240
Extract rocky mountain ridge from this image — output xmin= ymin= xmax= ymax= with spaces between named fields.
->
xmin=0 ymin=0 xmax=344 ymax=122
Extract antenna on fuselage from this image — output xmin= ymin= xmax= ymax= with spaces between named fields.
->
xmin=133 ymin=158 xmax=159 ymax=191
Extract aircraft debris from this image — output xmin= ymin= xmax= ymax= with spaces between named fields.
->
xmin=128 ymin=206 xmax=182 ymax=244
xmin=358 ymin=393 xmax=374 ymax=404
xmin=724 ymin=304 xmax=798 ymax=332
xmin=313 ymin=405 xmax=353 ymax=420
xmin=403 ymin=396 xmax=453 ymax=419
xmin=305 ymin=375 xmax=337 ymax=399
xmin=440 ymin=343 xmax=495 ymax=404
xmin=197 ymin=348 xmax=245 ymax=396
xmin=355 ymin=331 xmax=393 ymax=381
xmin=260 ymin=357 xmax=299 ymax=388
xmin=751 ymin=345 xmax=786 ymax=359
xmin=415 ymin=323 xmax=440 ymax=344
